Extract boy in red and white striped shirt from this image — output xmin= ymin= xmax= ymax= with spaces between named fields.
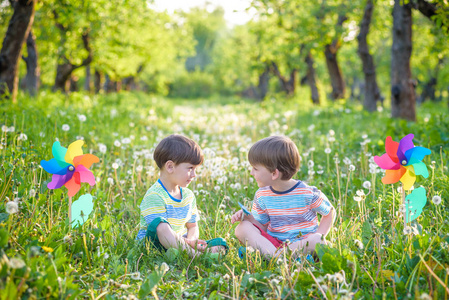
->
xmin=231 ymin=136 xmax=335 ymax=258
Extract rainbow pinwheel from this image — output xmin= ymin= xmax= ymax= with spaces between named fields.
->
xmin=374 ymin=134 xmax=431 ymax=190
xmin=40 ymin=140 xmax=99 ymax=197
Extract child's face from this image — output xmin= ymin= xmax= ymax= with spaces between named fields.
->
xmin=250 ymin=164 xmax=274 ymax=188
xmin=172 ymin=162 xmax=199 ymax=187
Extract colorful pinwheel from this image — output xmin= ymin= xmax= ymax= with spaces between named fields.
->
xmin=374 ymin=134 xmax=431 ymax=190
xmin=40 ymin=140 xmax=99 ymax=197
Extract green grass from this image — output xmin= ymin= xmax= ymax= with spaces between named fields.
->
xmin=1 ymin=91 xmax=448 ymax=299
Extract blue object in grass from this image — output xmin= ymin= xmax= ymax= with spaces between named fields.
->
xmin=71 ymin=194 xmax=94 ymax=228
xmin=238 ymin=202 xmax=251 ymax=215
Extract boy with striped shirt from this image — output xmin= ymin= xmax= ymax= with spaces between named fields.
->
xmin=231 ymin=135 xmax=335 ymax=258
xmin=137 ymin=134 xmax=225 ymax=256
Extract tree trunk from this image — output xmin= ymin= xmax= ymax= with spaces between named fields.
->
xmin=22 ymin=28 xmax=40 ymax=96
xmin=69 ymin=75 xmax=78 ymax=92
xmin=104 ymin=74 xmax=111 ymax=92
xmin=122 ymin=76 xmax=134 ymax=91
xmin=94 ymin=69 xmax=102 ymax=93
xmin=324 ymin=14 xmax=347 ymax=100
xmin=357 ymin=0 xmax=381 ymax=112
xmin=122 ymin=64 xmax=145 ymax=91
xmin=84 ymin=65 xmax=91 ymax=92
xmin=257 ymin=65 xmax=270 ymax=100
xmin=305 ymin=52 xmax=320 ymax=105
xmin=53 ymin=30 xmax=93 ymax=92
xmin=104 ymin=74 xmax=121 ymax=93
xmin=0 ymin=0 xmax=36 ymax=102
xmin=325 ymin=44 xmax=345 ymax=100
xmin=271 ymin=62 xmax=297 ymax=96
xmin=391 ymin=0 xmax=416 ymax=121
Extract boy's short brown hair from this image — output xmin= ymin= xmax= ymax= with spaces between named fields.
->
xmin=153 ymin=134 xmax=204 ymax=169
xmin=248 ymin=136 xmax=300 ymax=180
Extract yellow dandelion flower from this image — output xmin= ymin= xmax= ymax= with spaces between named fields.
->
xmin=42 ymin=246 xmax=54 ymax=253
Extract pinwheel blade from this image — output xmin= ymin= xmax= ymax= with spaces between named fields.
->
xmin=73 ymin=154 xmax=99 ymax=169
xmin=52 ymin=141 xmax=67 ymax=162
xmin=404 ymin=146 xmax=431 ymax=163
xmin=382 ymin=168 xmax=406 ymax=184
xmin=397 ymin=134 xmax=414 ymax=163
xmin=64 ymin=176 xmax=81 ymax=197
xmin=409 ymin=159 xmax=429 ymax=178
xmin=71 ymin=194 xmax=94 ymax=228
xmin=405 ymin=187 xmax=427 ymax=223
xmin=76 ymin=165 xmax=96 ymax=186
xmin=48 ymin=174 xmax=69 ymax=189
xmin=400 ymin=166 xmax=416 ymax=190
xmin=65 ymin=140 xmax=84 ymax=165
xmin=374 ymin=153 xmax=400 ymax=170
xmin=385 ymin=136 xmax=399 ymax=162
xmin=40 ymin=158 xmax=70 ymax=175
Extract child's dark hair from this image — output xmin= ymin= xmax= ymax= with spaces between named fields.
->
xmin=153 ymin=134 xmax=204 ymax=169
xmin=248 ymin=135 xmax=300 ymax=180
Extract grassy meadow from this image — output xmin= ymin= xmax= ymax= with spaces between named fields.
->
xmin=1 ymin=92 xmax=448 ymax=299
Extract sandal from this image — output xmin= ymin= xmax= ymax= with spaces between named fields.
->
xmin=205 ymin=237 xmax=229 ymax=255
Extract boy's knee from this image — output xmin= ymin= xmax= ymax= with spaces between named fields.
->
xmin=307 ymin=233 xmax=326 ymax=249
xmin=235 ymin=221 xmax=252 ymax=240
xmin=156 ymin=222 xmax=171 ymax=237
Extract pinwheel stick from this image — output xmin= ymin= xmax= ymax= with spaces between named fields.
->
xmin=402 ymin=185 xmax=406 ymax=227
xmin=69 ymin=196 xmax=73 ymax=225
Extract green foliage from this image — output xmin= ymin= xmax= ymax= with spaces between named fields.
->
xmin=1 ymin=59 xmax=449 ymax=299
xmin=183 ymin=6 xmax=227 ymax=72
xmin=169 ymin=69 xmax=216 ymax=98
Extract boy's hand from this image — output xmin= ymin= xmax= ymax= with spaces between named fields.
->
xmin=231 ymin=210 xmax=254 ymax=224
xmin=185 ymin=238 xmax=207 ymax=251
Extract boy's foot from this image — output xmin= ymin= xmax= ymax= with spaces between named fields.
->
xmin=238 ymin=246 xmax=246 ymax=259
xmin=238 ymin=246 xmax=258 ymax=260
xmin=296 ymin=254 xmax=315 ymax=264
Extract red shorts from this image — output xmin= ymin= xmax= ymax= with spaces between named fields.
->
xmin=252 ymin=223 xmax=286 ymax=249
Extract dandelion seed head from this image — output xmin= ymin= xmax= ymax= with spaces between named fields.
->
xmin=62 ymin=124 xmax=70 ymax=131
xmin=432 ymin=195 xmax=442 ymax=205
xmin=77 ymin=114 xmax=87 ymax=122
xmin=308 ymin=160 xmax=315 ymax=168
xmin=362 ymin=181 xmax=371 ymax=189
xmin=354 ymin=239 xmax=364 ymax=250
xmin=403 ymin=226 xmax=412 ymax=235
xmin=18 ymin=133 xmax=28 ymax=141
xmin=6 ymin=201 xmax=19 ymax=214
xmin=8 ymin=258 xmax=25 ymax=269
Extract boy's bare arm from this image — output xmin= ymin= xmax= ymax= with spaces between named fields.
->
xmin=184 ymin=222 xmax=207 ymax=250
xmin=185 ymin=222 xmax=200 ymax=240
xmin=231 ymin=210 xmax=268 ymax=232
xmin=315 ymin=207 xmax=335 ymax=236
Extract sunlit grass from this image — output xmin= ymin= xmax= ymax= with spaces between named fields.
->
xmin=1 ymin=91 xmax=448 ymax=298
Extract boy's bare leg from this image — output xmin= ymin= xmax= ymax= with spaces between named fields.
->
xmin=235 ymin=220 xmax=278 ymax=257
xmin=156 ymin=223 xmax=201 ymax=256
xmin=288 ymin=233 xmax=325 ymax=256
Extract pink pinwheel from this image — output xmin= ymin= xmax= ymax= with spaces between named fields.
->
xmin=374 ymin=134 xmax=431 ymax=190
xmin=41 ymin=140 xmax=99 ymax=197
